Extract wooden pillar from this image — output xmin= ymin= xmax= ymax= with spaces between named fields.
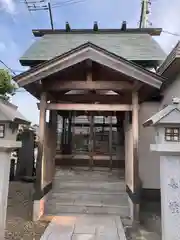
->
xmin=132 ymin=90 xmax=140 ymax=223
xmin=71 ymin=111 xmax=75 ymax=155
xmin=89 ymin=112 xmax=94 ymax=168
xmin=109 ymin=115 xmax=113 ymax=170
xmin=68 ymin=111 xmax=72 ymax=154
xmin=35 ymin=92 xmax=47 ymax=193
xmin=49 ymin=110 xmax=57 ymax=178
xmin=61 ymin=115 xmax=66 ymax=154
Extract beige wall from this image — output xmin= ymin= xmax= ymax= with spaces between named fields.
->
xmin=138 ymin=74 xmax=180 ymax=189
xmin=139 ymin=102 xmax=161 ymax=189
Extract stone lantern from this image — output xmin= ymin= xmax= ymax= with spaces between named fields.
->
xmin=144 ymin=99 xmax=180 ymax=240
xmin=0 ymin=99 xmax=29 ymax=239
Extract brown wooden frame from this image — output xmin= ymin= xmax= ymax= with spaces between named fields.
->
xmin=0 ymin=124 xmax=5 ymax=138
xmin=165 ymin=127 xmax=180 ymax=142
xmin=47 ymin=103 xmax=132 ymax=111
xmin=43 ymin=80 xmax=134 ymax=91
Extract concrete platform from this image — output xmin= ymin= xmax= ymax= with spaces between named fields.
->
xmin=40 ymin=215 xmax=127 ymax=240
xmin=45 ymin=168 xmax=129 ymax=217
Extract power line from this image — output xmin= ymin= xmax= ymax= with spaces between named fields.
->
xmin=51 ymin=0 xmax=87 ymax=7
xmin=52 ymin=0 xmax=87 ymax=7
xmin=0 ymin=60 xmax=16 ymax=75
xmin=162 ymin=30 xmax=180 ymax=37
xmin=21 ymin=0 xmax=88 ymax=29
xmin=21 ymin=0 xmax=88 ymax=10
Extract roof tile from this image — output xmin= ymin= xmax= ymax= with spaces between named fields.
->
xmin=20 ymin=33 xmax=166 ymax=63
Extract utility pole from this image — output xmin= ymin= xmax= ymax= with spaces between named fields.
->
xmin=48 ymin=2 xmax=54 ymax=30
xmin=23 ymin=0 xmax=54 ymax=30
xmin=139 ymin=0 xmax=151 ymax=28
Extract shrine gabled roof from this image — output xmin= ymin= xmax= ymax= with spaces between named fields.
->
xmin=20 ymin=29 xmax=166 ymax=66
xmin=143 ymin=102 xmax=180 ymax=127
xmin=0 ymin=98 xmax=30 ymax=124
xmin=14 ymin=42 xmax=165 ymax=89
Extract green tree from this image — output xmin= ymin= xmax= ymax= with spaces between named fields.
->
xmin=0 ymin=69 xmax=16 ymax=99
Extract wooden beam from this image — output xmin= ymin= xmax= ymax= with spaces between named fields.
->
xmin=133 ymin=82 xmax=143 ymax=91
xmin=47 ymin=103 xmax=132 ymax=111
xmin=54 ymin=94 xmax=129 ymax=103
xmin=43 ymin=80 xmax=133 ymax=91
xmin=132 ymin=90 xmax=140 ymax=222
xmin=86 ymin=60 xmax=93 ymax=82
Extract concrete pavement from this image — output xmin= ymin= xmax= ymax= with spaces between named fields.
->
xmin=40 ymin=215 xmax=127 ymax=240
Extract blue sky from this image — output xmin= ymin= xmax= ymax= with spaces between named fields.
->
xmin=0 ymin=0 xmax=180 ymax=124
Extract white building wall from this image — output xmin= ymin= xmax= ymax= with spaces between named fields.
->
xmin=0 ymin=109 xmax=17 ymax=141
xmin=139 ymin=102 xmax=161 ymax=189
xmin=160 ymin=73 xmax=180 ymax=107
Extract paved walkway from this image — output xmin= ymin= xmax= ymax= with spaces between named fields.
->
xmin=40 ymin=215 xmax=127 ymax=240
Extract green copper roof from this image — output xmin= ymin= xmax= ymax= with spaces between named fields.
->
xmin=20 ymin=32 xmax=166 ymax=65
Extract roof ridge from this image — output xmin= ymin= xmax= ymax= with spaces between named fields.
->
xmin=0 ymin=97 xmax=18 ymax=110
xmin=157 ymin=41 xmax=180 ymax=75
xmin=32 ymin=28 xmax=163 ymax=37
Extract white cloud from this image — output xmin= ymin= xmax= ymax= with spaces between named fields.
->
xmin=0 ymin=42 xmax=6 ymax=52
xmin=151 ymin=0 xmax=180 ymax=53
xmin=0 ymin=0 xmax=16 ymax=14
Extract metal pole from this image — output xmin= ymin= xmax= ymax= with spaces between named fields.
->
xmin=139 ymin=0 xmax=150 ymax=28
xmin=48 ymin=2 xmax=54 ymax=30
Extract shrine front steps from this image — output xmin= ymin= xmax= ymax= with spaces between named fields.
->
xmin=44 ymin=168 xmax=130 ymax=217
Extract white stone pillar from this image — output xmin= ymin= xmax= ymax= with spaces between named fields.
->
xmin=143 ymin=101 xmax=180 ymax=240
xmin=0 ymin=141 xmax=21 ymax=239
xmin=160 ymin=155 xmax=180 ymax=240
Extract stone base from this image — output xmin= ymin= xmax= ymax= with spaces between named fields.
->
xmin=33 ymin=192 xmax=50 ymax=221
xmin=160 ymin=156 xmax=180 ymax=240
xmin=128 ymin=196 xmax=140 ymax=226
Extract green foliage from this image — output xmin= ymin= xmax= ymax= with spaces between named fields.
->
xmin=0 ymin=69 xmax=16 ymax=98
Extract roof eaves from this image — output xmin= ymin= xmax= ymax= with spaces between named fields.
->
xmin=32 ymin=28 xmax=162 ymax=37
xmin=157 ymin=41 xmax=180 ymax=75
xmin=14 ymin=42 xmax=165 ymax=86
xmin=143 ymin=105 xmax=177 ymax=127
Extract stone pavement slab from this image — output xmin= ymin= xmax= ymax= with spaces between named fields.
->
xmin=40 ymin=215 xmax=127 ymax=240
xmin=72 ymin=234 xmax=95 ymax=240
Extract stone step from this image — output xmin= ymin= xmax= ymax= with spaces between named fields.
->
xmin=54 ymin=177 xmax=124 ymax=183
xmin=54 ymin=169 xmax=124 ymax=182
xmin=45 ymin=204 xmax=130 ymax=217
xmin=131 ymin=230 xmax=161 ymax=240
xmin=52 ymin=181 xmax=126 ymax=193
xmin=47 ymin=192 xmax=129 ymax=207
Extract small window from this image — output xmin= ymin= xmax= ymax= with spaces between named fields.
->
xmin=165 ymin=128 xmax=180 ymax=142
xmin=0 ymin=124 xmax=5 ymax=138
